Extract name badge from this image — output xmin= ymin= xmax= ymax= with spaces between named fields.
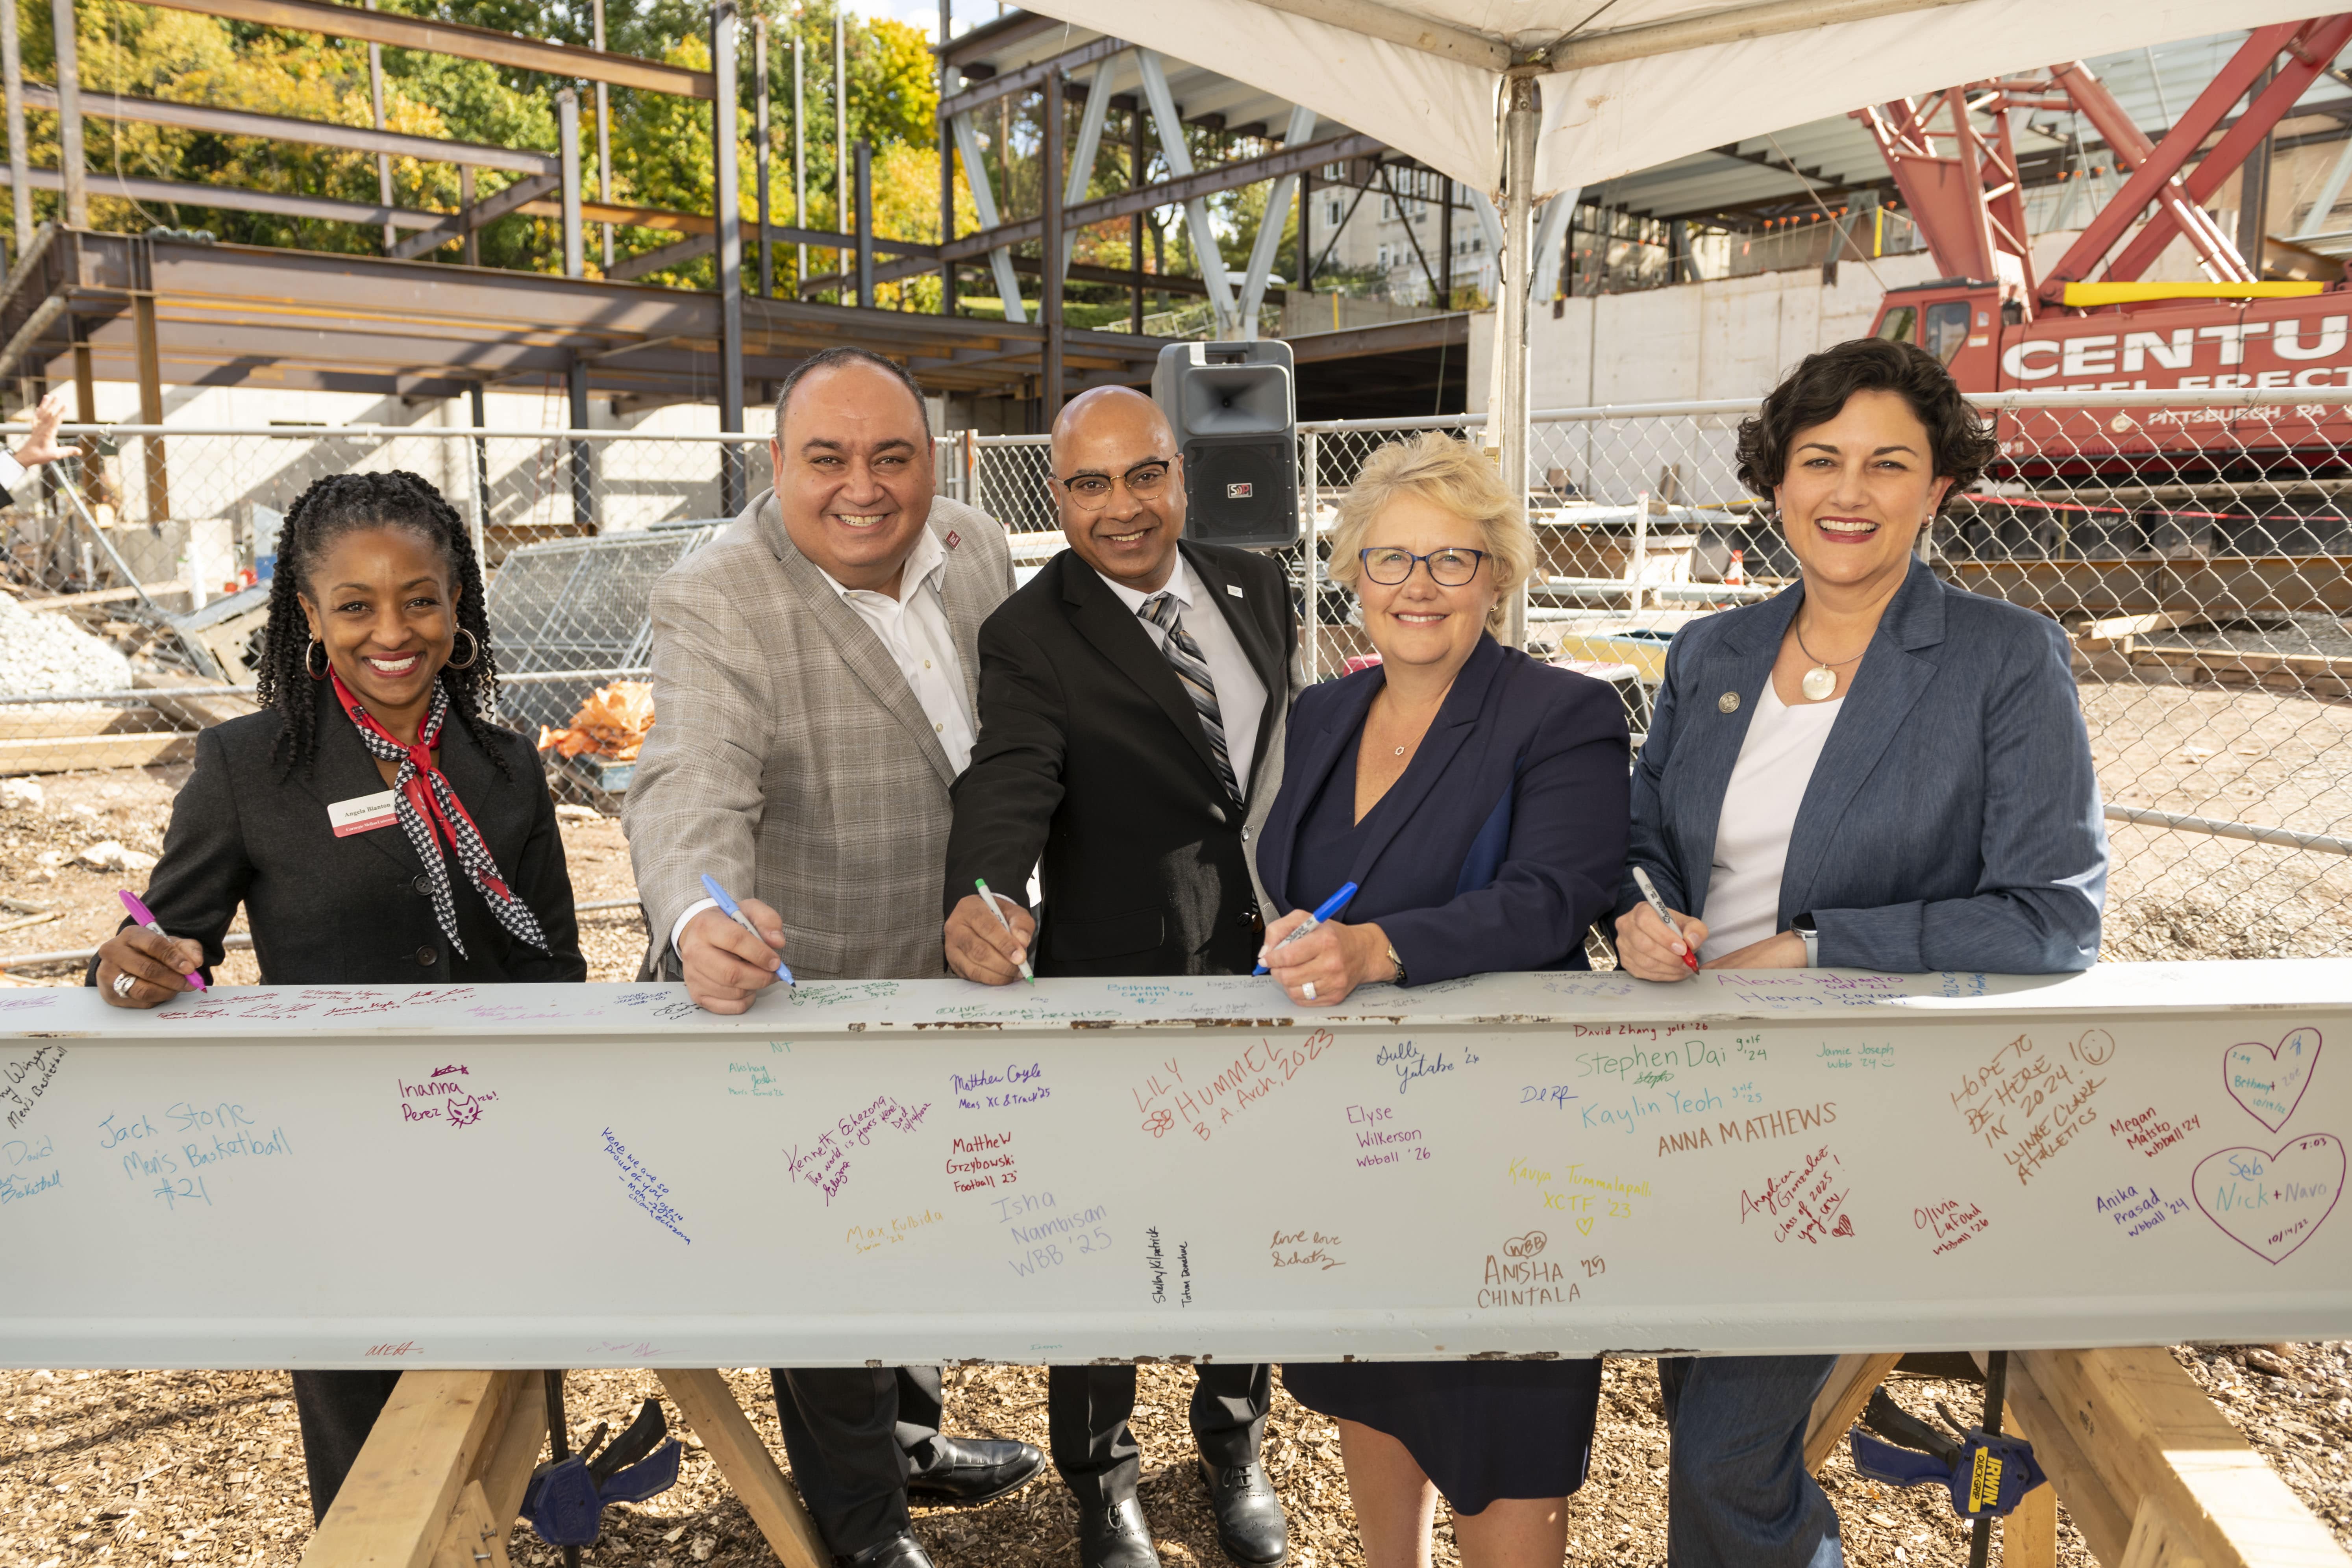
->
xmin=328 ymin=789 xmax=398 ymax=837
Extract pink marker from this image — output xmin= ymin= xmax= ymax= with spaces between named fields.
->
xmin=117 ymin=889 xmax=207 ymax=992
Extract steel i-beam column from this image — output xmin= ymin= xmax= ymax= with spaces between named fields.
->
xmin=1497 ymin=76 xmax=1539 ymax=653
xmin=469 ymin=383 xmax=491 ymax=538
xmin=366 ymin=0 xmax=392 ymax=252
xmin=793 ymin=29 xmax=807 ymax=293
xmin=557 ymin=89 xmax=583 ymax=280
xmin=132 ymin=239 xmax=167 ymax=525
xmin=594 ymin=0 xmax=613 ymax=270
xmin=714 ymin=0 xmax=746 ymax=514
xmin=2 ymin=0 xmax=30 ymax=250
xmin=1041 ymin=69 xmax=1063 ymax=423
xmin=50 ymin=0 xmax=83 ymax=226
xmin=754 ymin=16 xmax=771 ymax=298
xmin=937 ymin=0 xmax=955 ymax=312
xmin=1129 ymin=104 xmax=1145 ymax=334
xmin=568 ymin=357 xmax=594 ymax=535
xmin=1297 ymin=167 xmax=1311 ymax=301
xmin=832 ymin=10 xmax=846 ymax=305
xmin=855 ymin=139 xmax=873 ymax=308
xmin=459 ymin=166 xmax=477 ymax=266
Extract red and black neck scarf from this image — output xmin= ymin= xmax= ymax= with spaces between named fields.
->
xmin=329 ymin=668 xmax=550 ymax=959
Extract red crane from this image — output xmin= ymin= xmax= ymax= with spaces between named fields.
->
xmin=1852 ymin=17 xmax=2352 ymax=493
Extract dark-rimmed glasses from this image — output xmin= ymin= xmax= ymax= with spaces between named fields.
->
xmin=1358 ymin=546 xmax=1488 ymax=587
xmin=1053 ymin=461 xmax=1172 ymax=512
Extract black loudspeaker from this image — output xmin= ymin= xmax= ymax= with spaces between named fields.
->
xmin=1151 ymin=339 xmax=1299 ymax=549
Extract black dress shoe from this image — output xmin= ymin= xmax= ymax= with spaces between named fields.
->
xmin=903 ymin=1433 xmax=1047 ymax=1506
xmin=838 ymin=1533 xmax=935 ymax=1568
xmin=1200 ymin=1458 xmax=1289 ymax=1567
xmin=1077 ymin=1494 xmax=1162 ymax=1568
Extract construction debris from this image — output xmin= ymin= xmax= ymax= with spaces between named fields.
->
xmin=74 ymin=839 xmax=158 ymax=873
xmin=0 ymin=587 xmax=133 ymax=698
xmin=538 ymin=681 xmax=655 ymax=762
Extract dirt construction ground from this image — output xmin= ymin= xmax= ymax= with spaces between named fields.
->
xmin=4 ymin=668 xmax=2351 ymax=1567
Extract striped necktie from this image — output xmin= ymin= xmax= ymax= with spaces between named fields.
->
xmin=1140 ymin=591 xmax=1241 ymax=802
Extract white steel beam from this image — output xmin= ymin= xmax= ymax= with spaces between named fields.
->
xmin=1137 ymin=49 xmax=1238 ymax=337
xmin=1060 ymin=52 xmax=1121 ymax=285
xmin=1240 ymin=104 xmax=1318 ymax=337
xmin=951 ymin=109 xmax=1028 ymax=326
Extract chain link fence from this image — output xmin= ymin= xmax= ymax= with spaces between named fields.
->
xmin=3 ymin=392 xmax=2350 ymax=963
xmin=1295 ymin=389 xmax=2352 ymax=962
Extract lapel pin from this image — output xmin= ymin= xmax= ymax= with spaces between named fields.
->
xmin=944 ymin=530 xmax=962 ymax=550
xmin=1718 ymin=691 xmax=1741 ymax=713
xmin=1226 ymin=583 xmax=1244 ymax=598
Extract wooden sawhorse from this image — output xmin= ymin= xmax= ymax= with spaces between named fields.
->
xmin=1804 ymin=1350 xmax=2352 ymax=1567
xmin=298 ymin=1370 xmax=826 ymax=1568
xmin=302 ymin=1351 xmax=2352 ymax=1568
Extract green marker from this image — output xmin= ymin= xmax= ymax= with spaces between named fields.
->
xmin=973 ymin=878 xmax=1035 ymax=985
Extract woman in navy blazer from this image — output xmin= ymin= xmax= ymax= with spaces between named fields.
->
xmin=1255 ymin=432 xmax=1628 ymax=1568
xmin=1615 ymin=338 xmax=2107 ymax=1568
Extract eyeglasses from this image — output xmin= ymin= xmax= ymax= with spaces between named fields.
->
xmin=1054 ymin=461 xmax=1172 ymax=511
xmin=1358 ymin=546 xmax=1488 ymax=587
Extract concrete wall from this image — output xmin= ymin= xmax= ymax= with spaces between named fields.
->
xmin=1471 ymin=220 xmax=2222 ymax=415
xmin=1468 ymin=249 xmax=1949 ymax=418
xmin=1462 ymin=222 xmax=2221 ymax=504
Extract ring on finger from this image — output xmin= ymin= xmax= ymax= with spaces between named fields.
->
xmin=1302 ymin=981 xmax=1318 ymax=1001
xmin=111 ymin=971 xmax=135 ymax=998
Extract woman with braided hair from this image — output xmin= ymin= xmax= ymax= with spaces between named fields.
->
xmin=89 ymin=469 xmax=583 ymax=1520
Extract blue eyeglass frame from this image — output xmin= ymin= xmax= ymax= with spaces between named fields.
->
xmin=1356 ymin=546 xmax=1489 ymax=586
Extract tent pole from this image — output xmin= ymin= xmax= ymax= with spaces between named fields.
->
xmin=1497 ymin=75 xmax=1539 ymax=653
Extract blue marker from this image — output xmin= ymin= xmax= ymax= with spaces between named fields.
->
xmin=1254 ymin=881 xmax=1359 ymax=975
xmin=700 ymin=872 xmax=796 ymax=987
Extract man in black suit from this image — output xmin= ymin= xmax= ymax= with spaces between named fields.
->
xmin=943 ymin=385 xmax=1298 ymax=1568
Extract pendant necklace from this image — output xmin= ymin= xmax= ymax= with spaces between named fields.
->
xmin=1792 ymin=619 xmax=1863 ymax=702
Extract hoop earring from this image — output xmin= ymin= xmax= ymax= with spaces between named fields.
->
xmin=445 ymin=626 xmax=479 ymax=670
xmin=305 ymin=638 xmax=328 ymax=680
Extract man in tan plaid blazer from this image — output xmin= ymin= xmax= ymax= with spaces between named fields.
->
xmin=624 ymin=348 xmax=1042 ymax=1568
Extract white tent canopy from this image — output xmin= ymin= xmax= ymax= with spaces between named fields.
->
xmin=1020 ymin=0 xmax=2322 ymax=196
xmin=1017 ymin=0 xmax=2322 ymax=642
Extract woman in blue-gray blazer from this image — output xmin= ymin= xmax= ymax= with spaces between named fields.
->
xmin=1615 ymin=337 xmax=2108 ymax=1568
xmin=1256 ymin=432 xmax=1628 ymax=1568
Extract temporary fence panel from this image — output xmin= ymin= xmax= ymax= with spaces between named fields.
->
xmin=485 ymin=525 xmax=723 ymax=740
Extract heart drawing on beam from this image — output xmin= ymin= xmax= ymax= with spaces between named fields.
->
xmin=2224 ymin=1027 xmax=2322 ymax=1132
xmin=2192 ymin=1133 xmax=2343 ymax=1265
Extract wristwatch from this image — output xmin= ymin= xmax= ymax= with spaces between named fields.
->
xmin=1791 ymin=914 xmax=1819 ymax=968
xmin=1386 ymin=943 xmax=1408 ymax=986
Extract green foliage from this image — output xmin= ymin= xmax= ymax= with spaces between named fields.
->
xmin=13 ymin=0 xmax=940 ymax=286
xmin=7 ymin=0 xmax=1305 ymax=326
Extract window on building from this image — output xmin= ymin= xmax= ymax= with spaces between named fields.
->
xmin=1327 ymin=198 xmax=1343 ymax=226
xmin=1380 ymin=197 xmax=1395 ymax=220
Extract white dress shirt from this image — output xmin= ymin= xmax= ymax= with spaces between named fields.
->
xmin=821 ymin=525 xmax=977 ymax=774
xmin=1094 ymin=557 xmax=1266 ymax=796
xmin=1698 ymin=680 xmax=1843 ymax=963
xmin=0 ymin=452 xmax=27 ymax=495
xmin=672 ymin=525 xmax=975 ymax=956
